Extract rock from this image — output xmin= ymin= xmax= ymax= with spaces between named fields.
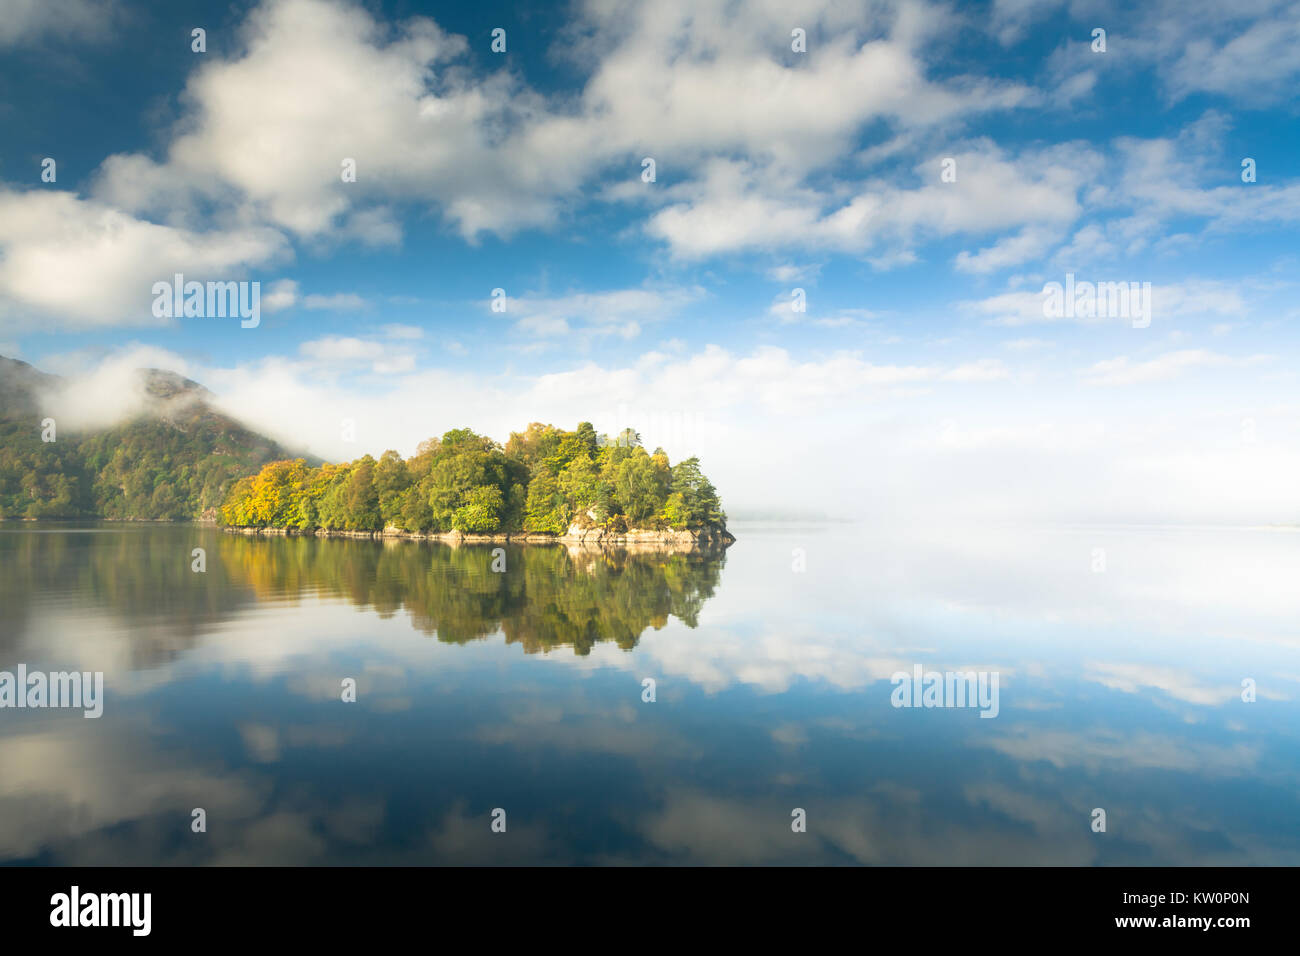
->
xmin=222 ymin=524 xmax=735 ymax=551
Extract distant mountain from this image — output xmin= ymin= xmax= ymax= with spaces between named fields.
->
xmin=0 ymin=356 xmax=58 ymax=419
xmin=0 ymin=355 xmax=293 ymax=520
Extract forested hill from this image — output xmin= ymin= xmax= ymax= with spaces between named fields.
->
xmin=0 ymin=356 xmax=291 ymax=520
xmin=220 ymin=422 xmax=727 ymax=536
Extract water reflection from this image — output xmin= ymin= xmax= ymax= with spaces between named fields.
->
xmin=0 ymin=527 xmax=723 ymax=665
xmin=1 ymin=522 xmax=1298 ymax=865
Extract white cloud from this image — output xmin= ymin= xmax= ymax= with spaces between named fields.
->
xmin=765 ymin=263 xmax=821 ymax=283
xmin=1002 ymin=337 xmax=1052 ymax=351
xmin=381 ymin=324 xmax=424 ymax=340
xmin=961 ymin=289 xmax=1050 ymax=326
xmin=83 ymin=0 xmax=1043 ymax=257
xmin=505 ymin=286 xmax=703 ymax=341
xmin=33 ymin=345 xmax=200 ymax=431
xmin=1136 ymin=0 xmax=1300 ymax=104
xmin=560 ymin=0 xmax=1032 ymax=169
xmin=965 ymin=277 xmax=1261 ymax=328
xmin=645 ymin=144 xmax=1095 ymax=261
xmin=92 ymin=0 xmax=563 ymax=241
xmin=302 ymin=293 xmax=369 ymax=312
xmin=987 ymin=0 xmax=1300 ymax=106
xmin=954 ymin=225 xmax=1063 ymax=274
xmin=1080 ymin=349 xmax=1269 ymax=386
xmin=298 ymin=336 xmax=415 ymax=374
xmin=0 ymin=0 xmax=114 ymax=46
xmin=5 ymin=0 xmax=1296 ymax=344
xmin=0 ymin=189 xmax=288 ymax=332
xmin=262 ymin=279 xmax=299 ymax=312
xmin=942 ymin=358 xmax=1011 ymax=382
xmin=988 ymin=0 xmax=1058 ymax=47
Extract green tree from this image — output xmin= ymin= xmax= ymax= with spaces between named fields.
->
xmin=614 ymin=448 xmax=667 ymax=524
xmin=524 ymin=468 xmax=569 ymax=533
xmin=373 ymin=450 xmax=413 ymax=525
xmin=559 ymin=452 xmax=602 ymax=518
xmin=341 ymin=457 xmax=381 ymax=530
xmin=662 ymin=457 xmax=724 ymax=530
xmin=574 ymin=421 xmax=599 ymax=457
xmin=453 ymin=484 xmax=504 ymax=532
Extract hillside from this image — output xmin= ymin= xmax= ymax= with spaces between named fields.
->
xmin=0 ymin=357 xmax=58 ymax=419
xmin=0 ymin=356 xmax=292 ymax=520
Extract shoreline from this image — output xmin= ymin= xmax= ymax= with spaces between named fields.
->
xmin=0 ymin=516 xmax=736 ymax=549
xmin=220 ymin=524 xmax=736 ymax=551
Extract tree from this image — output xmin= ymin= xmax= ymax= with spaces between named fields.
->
xmin=559 ymin=452 xmax=602 ymax=517
xmin=373 ymin=450 xmax=413 ymax=525
xmin=341 ymin=457 xmax=381 ymax=530
xmin=524 ymin=468 xmax=569 ymax=533
xmin=453 ymin=484 xmax=504 ymax=532
xmin=504 ymin=422 xmax=560 ymax=469
xmin=663 ymin=457 xmax=724 ymax=529
xmin=574 ymin=421 xmax=599 ymax=457
xmin=614 ymin=448 xmax=666 ymax=524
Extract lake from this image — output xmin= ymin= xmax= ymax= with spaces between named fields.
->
xmin=1 ymin=521 xmax=1297 ymax=864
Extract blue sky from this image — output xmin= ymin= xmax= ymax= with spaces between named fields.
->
xmin=1 ymin=0 xmax=1298 ymax=521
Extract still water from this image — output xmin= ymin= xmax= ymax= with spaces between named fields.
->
xmin=1 ymin=521 xmax=1297 ymax=864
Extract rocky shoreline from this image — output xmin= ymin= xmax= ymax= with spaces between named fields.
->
xmin=221 ymin=523 xmax=735 ymax=551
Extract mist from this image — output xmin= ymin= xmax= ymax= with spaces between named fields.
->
xmin=25 ymin=345 xmax=1297 ymax=529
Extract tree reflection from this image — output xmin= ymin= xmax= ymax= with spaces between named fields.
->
xmin=0 ymin=527 xmax=725 ymax=664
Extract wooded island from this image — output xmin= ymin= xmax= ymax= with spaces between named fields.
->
xmin=219 ymin=421 xmax=728 ymax=540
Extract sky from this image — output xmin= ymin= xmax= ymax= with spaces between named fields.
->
xmin=0 ymin=0 xmax=1297 ymax=523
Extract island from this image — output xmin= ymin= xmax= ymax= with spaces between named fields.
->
xmin=218 ymin=422 xmax=733 ymax=549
